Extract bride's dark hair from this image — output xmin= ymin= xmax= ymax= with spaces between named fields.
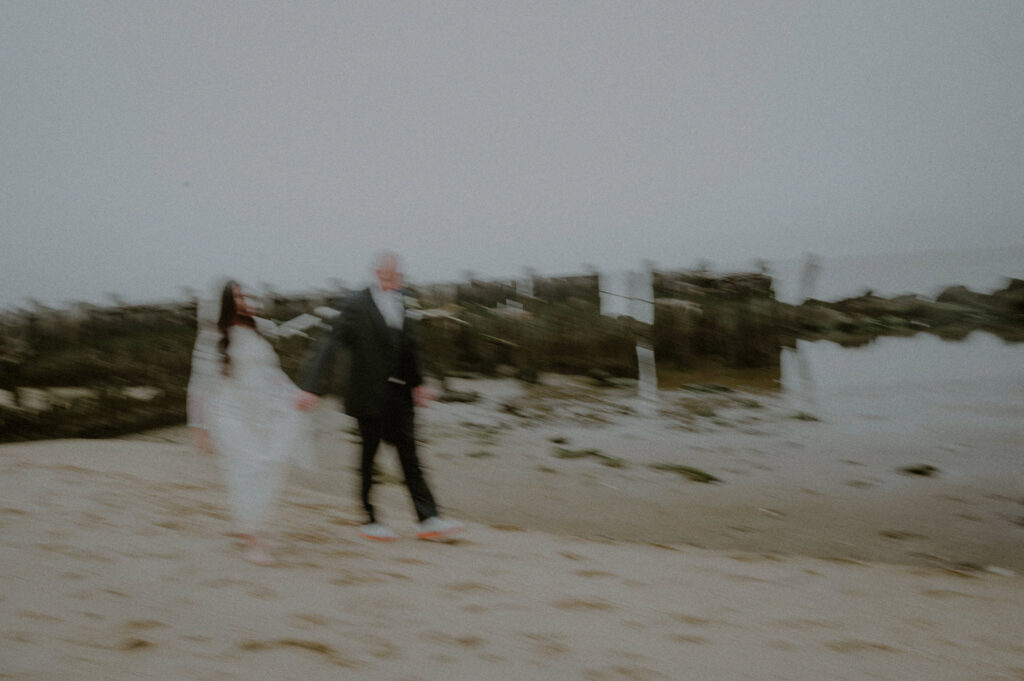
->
xmin=216 ymin=280 xmax=257 ymax=376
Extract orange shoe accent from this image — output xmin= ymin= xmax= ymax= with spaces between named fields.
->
xmin=416 ymin=527 xmax=465 ymax=541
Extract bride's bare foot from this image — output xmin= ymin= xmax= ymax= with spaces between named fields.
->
xmin=241 ymin=536 xmax=276 ymax=566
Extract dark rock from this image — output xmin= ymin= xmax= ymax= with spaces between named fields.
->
xmin=680 ymin=383 xmax=733 ymax=394
xmin=886 ymin=294 xmax=931 ymax=317
xmin=831 ymin=293 xmax=901 ymax=318
xmin=833 ymin=333 xmax=876 ymax=348
xmin=935 ymin=285 xmax=992 ymax=308
xmin=437 ymin=389 xmax=480 ymax=404
xmin=795 ymin=303 xmax=856 ymax=332
xmin=877 ymin=314 xmax=910 ymax=329
xmin=912 ymin=301 xmax=987 ymax=327
xmin=648 ymin=462 xmax=721 ymax=483
xmin=991 ymin=279 xmax=1024 ymax=313
xmin=494 ymin=364 xmax=519 ymax=378
xmin=930 ymin=325 xmax=972 ymax=341
xmin=899 ymin=464 xmax=939 ymax=477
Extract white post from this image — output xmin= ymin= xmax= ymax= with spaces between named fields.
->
xmin=636 ymin=345 xmax=658 ymax=403
xmin=516 ymin=268 xmax=534 ymax=299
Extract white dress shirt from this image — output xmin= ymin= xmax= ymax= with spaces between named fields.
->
xmin=370 ymin=282 xmax=405 ymax=330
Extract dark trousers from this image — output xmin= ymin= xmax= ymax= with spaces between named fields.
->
xmin=356 ymin=386 xmax=438 ymax=524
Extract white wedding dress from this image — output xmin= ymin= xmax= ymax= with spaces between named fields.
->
xmin=187 ymin=322 xmax=315 ymax=535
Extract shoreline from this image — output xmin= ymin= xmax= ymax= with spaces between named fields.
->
xmin=116 ymin=371 xmax=1024 ymax=573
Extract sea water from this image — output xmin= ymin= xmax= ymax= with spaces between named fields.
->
xmin=756 ymin=244 xmax=1024 ymax=303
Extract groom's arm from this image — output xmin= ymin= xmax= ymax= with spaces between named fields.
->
xmin=404 ymin=319 xmax=424 ymax=389
xmin=403 ymin=318 xmax=436 ymax=406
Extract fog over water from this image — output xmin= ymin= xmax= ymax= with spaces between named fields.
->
xmin=783 ymin=331 xmax=1024 ymax=393
xmin=765 ymin=244 xmax=1024 ymax=304
xmin=2 ymin=2 xmax=1023 ymax=310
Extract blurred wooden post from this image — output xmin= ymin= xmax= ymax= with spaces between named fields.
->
xmin=636 ymin=345 xmax=657 ymax=403
xmin=600 ymin=264 xmax=657 ymax=400
xmin=799 ymin=253 xmax=821 ymax=302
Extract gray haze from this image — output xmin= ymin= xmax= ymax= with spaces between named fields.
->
xmin=2 ymin=1 xmax=1023 ymax=309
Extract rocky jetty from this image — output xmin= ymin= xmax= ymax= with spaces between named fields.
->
xmin=2 ymin=269 xmax=1021 ymax=442
xmin=782 ymin=278 xmax=1024 ymax=345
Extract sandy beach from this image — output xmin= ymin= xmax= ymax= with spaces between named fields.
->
xmin=3 ymin=372 xmax=1024 ymax=680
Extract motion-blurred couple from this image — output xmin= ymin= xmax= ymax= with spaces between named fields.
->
xmin=187 ymin=251 xmax=463 ymax=566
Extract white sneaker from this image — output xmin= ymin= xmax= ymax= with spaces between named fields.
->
xmin=357 ymin=522 xmax=399 ymax=542
xmin=415 ymin=516 xmax=465 ymax=541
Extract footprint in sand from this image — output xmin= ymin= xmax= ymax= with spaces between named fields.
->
xmin=238 ymin=639 xmax=358 ymax=668
xmin=722 ymin=573 xmax=772 ymax=584
xmin=879 ymin=530 xmax=926 ymax=540
xmin=727 ymin=553 xmax=783 ymax=563
xmin=155 ymin=519 xmax=188 ymax=531
xmin=824 ymin=639 xmax=897 ymax=653
xmin=667 ymin=633 xmax=709 ymax=644
xmin=330 ymin=570 xmax=391 ymax=586
xmin=120 ymin=618 xmax=165 ymax=630
xmin=444 ymin=581 xmax=498 ymax=593
xmin=290 ymin=613 xmax=331 ymax=627
xmin=350 ymin=632 xmax=401 ymax=660
xmin=670 ymin=613 xmax=714 ymax=626
xmin=583 ymin=663 xmax=670 ymax=680
xmin=551 ymin=597 xmax=616 ymax=612
xmin=5 ymin=631 xmax=36 ymax=644
xmin=166 ymin=482 xmax=207 ymax=492
xmin=283 ymin=529 xmax=334 ymax=544
xmin=767 ymin=639 xmax=798 ymax=651
xmin=921 ymin=589 xmax=985 ymax=600
xmin=35 ymin=543 xmax=115 ymax=563
xmin=772 ymin=617 xmax=841 ymax=631
xmin=573 ymin=569 xmax=617 ymax=578
xmin=200 ymin=577 xmax=277 ymax=599
xmin=559 ymin=551 xmax=587 ymax=562
xmin=520 ymin=631 xmax=570 ymax=656
xmin=489 ymin=523 xmax=526 ymax=532
xmin=420 ymin=631 xmax=487 ymax=649
xmin=16 ymin=610 xmax=62 ymax=623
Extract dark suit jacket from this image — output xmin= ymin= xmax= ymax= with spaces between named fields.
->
xmin=299 ymin=288 xmax=423 ymax=419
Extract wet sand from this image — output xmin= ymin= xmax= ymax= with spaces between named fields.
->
xmin=304 ymin=374 xmax=1024 ymax=573
xmin=3 ymin=374 xmax=1024 ymax=679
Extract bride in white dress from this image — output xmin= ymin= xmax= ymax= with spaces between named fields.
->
xmin=187 ymin=280 xmax=313 ymax=566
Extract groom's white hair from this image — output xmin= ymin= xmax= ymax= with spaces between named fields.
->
xmin=372 ymin=250 xmax=401 ymax=272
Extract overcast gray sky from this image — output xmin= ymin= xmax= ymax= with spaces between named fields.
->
xmin=2 ymin=1 xmax=1022 ymax=309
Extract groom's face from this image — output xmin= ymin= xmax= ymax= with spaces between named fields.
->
xmin=376 ymin=258 xmax=403 ymax=292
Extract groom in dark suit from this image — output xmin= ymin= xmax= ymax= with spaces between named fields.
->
xmin=296 ymin=251 xmax=463 ymax=542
